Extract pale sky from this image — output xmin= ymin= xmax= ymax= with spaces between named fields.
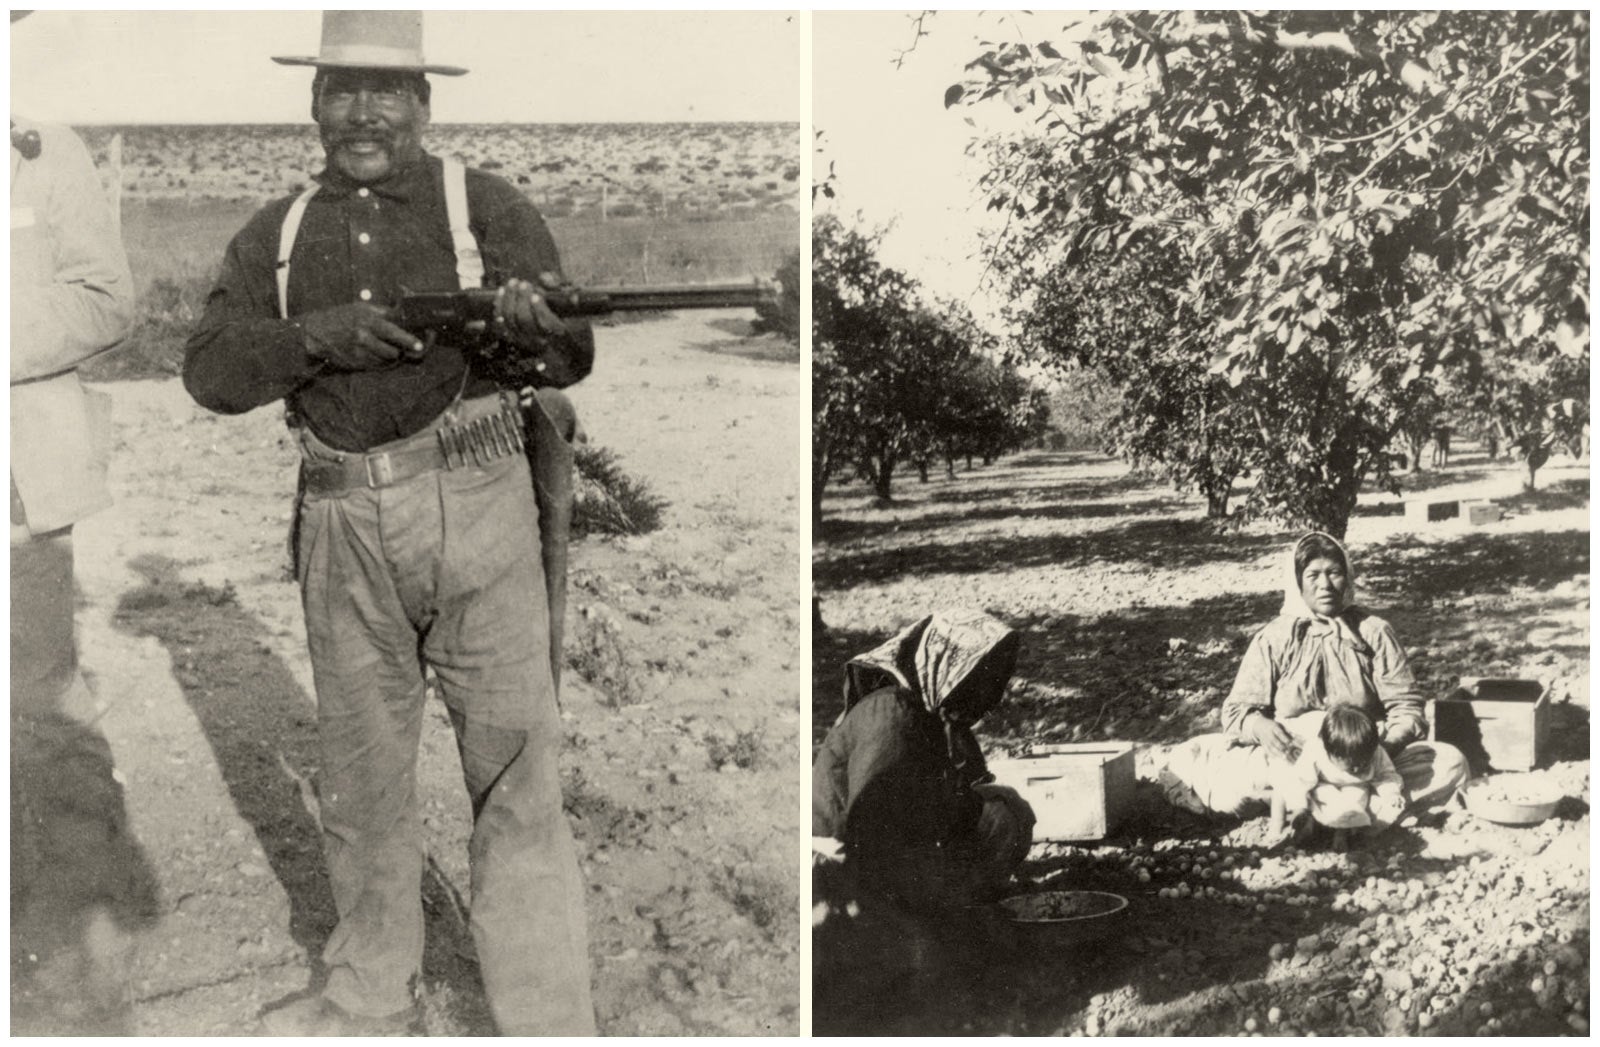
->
xmin=814 ymin=11 xmax=1088 ymax=320
xmin=10 ymin=10 xmax=799 ymax=125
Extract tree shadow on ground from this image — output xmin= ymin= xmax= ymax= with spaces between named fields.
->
xmin=981 ymin=593 xmax=1282 ymax=752
xmin=817 ymin=497 xmax=1168 ymax=545
xmin=1382 ymin=459 xmax=1508 ymax=496
xmin=1500 ymin=477 xmax=1589 ymax=514
xmin=919 ymin=464 xmax=1158 ymax=507
xmin=816 ymin=516 xmax=1284 ymax=590
xmin=113 ymin=555 xmax=493 ymax=1034
xmin=1357 ymin=527 xmax=1587 ymax=602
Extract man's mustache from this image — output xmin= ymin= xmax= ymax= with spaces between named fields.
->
xmin=333 ymin=134 xmax=394 ymax=146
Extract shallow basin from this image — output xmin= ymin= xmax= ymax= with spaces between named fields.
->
xmin=1463 ymin=774 xmax=1563 ymax=826
xmin=998 ymin=890 xmax=1129 ymax=947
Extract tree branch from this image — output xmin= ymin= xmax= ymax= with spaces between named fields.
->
xmin=1346 ymin=29 xmax=1569 ymax=197
xmin=1153 ymin=18 xmax=1443 ymax=96
xmin=892 ymin=11 xmax=933 ymax=70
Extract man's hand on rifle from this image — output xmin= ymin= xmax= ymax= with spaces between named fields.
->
xmin=493 ymin=273 xmax=569 ymax=352
xmin=302 ymin=302 xmax=426 ymax=371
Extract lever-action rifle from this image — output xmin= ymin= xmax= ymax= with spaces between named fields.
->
xmin=395 ymin=280 xmax=778 ymax=336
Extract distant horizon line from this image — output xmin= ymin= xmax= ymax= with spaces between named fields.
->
xmin=67 ymin=118 xmax=799 ymax=128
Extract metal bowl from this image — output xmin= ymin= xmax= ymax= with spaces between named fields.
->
xmin=1463 ymin=774 xmax=1563 ymax=826
xmin=999 ymin=890 xmax=1129 ymax=947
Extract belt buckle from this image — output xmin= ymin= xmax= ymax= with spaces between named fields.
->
xmin=364 ymin=452 xmax=394 ymax=488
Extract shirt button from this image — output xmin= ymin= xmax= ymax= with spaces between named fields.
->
xmin=358 ymin=232 xmax=371 ymax=245
xmin=359 ymin=289 xmax=372 ymax=301
xmin=357 ymin=188 xmax=370 ymax=198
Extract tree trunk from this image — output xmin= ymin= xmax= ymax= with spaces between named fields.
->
xmin=944 ymin=454 xmax=956 ymax=479
xmin=916 ymin=460 xmax=930 ymax=483
xmin=1313 ymin=433 xmax=1365 ymax=540
xmin=1205 ymin=486 xmax=1232 ymax=520
xmin=873 ymin=457 xmax=896 ymax=502
xmin=1524 ymin=448 xmax=1549 ymax=491
xmin=811 ymin=450 xmax=831 ymax=533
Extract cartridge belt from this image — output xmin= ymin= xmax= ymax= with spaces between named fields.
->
xmin=298 ymin=392 xmax=526 ymax=495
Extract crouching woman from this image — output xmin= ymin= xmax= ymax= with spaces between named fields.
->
xmin=812 ymin=611 xmax=1034 ymax=912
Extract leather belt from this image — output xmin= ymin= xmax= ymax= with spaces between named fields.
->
xmin=298 ymin=393 xmax=526 ymax=495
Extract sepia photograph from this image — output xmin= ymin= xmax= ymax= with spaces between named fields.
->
xmin=12 ymin=9 xmax=799 ymax=1035
xmin=812 ymin=10 xmax=1588 ymax=1037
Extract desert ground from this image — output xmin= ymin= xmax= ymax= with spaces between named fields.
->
xmin=55 ymin=310 xmax=798 ymax=1034
xmin=813 ymin=445 xmax=1589 ymax=1036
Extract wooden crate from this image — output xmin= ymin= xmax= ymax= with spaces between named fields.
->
xmin=988 ymin=743 xmax=1136 ymax=842
xmin=1464 ymin=501 xmax=1502 ymax=526
xmin=1428 ymin=678 xmax=1548 ymax=772
xmin=1405 ymin=498 xmax=1460 ymax=524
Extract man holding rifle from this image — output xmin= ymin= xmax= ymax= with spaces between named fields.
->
xmin=183 ymin=12 xmax=594 ymax=1035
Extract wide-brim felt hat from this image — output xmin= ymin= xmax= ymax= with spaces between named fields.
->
xmin=273 ymin=11 xmax=467 ymax=76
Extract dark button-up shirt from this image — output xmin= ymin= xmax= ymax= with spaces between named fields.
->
xmin=183 ymin=151 xmax=593 ymax=451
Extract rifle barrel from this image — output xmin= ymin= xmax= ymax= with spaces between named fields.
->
xmin=545 ymin=282 xmax=774 ymax=315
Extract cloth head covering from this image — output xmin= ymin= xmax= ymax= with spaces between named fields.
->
xmin=1276 ymin=531 xmax=1375 ymax=711
xmin=1279 ymin=530 xmax=1357 ymax=619
xmin=843 ymin=610 xmax=1020 ymax=723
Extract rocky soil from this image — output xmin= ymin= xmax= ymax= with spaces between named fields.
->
xmin=43 ymin=312 xmax=799 ymax=1034
xmin=813 ymin=446 xmax=1589 ymax=1036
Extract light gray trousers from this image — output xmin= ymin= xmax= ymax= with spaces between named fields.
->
xmin=297 ymin=425 xmax=594 ymax=1034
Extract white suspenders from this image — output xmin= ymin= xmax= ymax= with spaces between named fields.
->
xmin=276 ymin=184 xmax=319 ymax=320
xmin=275 ymin=157 xmax=482 ymax=320
xmin=441 ymin=157 xmax=485 ymax=289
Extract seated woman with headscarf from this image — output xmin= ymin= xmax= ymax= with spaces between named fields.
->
xmin=1162 ymin=531 xmax=1470 ymax=824
xmin=812 ymin=610 xmax=1035 ymax=911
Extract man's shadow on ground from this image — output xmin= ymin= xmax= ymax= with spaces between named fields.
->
xmin=114 ymin=554 xmax=493 ymax=1033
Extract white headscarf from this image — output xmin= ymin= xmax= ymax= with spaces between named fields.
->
xmin=1279 ymin=530 xmax=1359 ymax=620
xmin=1275 ymin=531 xmax=1376 ymax=710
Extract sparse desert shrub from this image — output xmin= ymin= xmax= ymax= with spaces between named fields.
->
xmin=83 ymin=275 xmax=209 ymax=381
xmin=572 ymin=444 xmax=668 ymax=538
xmin=606 ymin=202 xmax=642 ymax=219
xmin=542 ymin=195 xmax=577 ymax=218
xmin=752 ymin=247 xmax=800 ymax=344
xmin=567 ymin=609 xmax=642 ymax=707
xmin=713 ymin=861 xmax=792 ymax=937
xmin=705 ymin=729 xmax=764 ymax=771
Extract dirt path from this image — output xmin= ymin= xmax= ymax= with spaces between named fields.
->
xmin=70 ymin=312 xmax=799 ymax=1035
xmin=813 ymin=447 xmax=1589 ymax=1036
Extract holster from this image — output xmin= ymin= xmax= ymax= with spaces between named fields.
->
xmin=524 ymin=387 xmax=578 ymax=695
